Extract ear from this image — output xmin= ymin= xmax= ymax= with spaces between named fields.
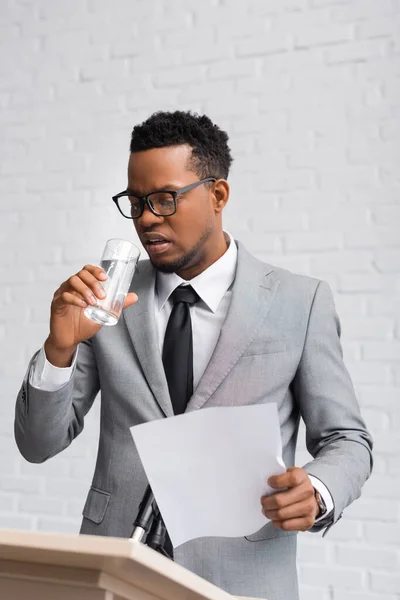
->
xmin=212 ymin=179 xmax=230 ymax=214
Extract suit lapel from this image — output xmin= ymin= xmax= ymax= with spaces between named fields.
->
xmin=186 ymin=242 xmax=280 ymax=412
xmin=123 ymin=261 xmax=174 ymax=418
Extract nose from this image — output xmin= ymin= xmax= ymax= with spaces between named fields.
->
xmin=135 ymin=202 xmax=164 ymax=229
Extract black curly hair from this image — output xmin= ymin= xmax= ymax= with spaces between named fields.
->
xmin=130 ymin=110 xmax=233 ymax=180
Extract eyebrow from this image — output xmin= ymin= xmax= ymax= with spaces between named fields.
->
xmin=126 ymin=183 xmax=181 ymax=196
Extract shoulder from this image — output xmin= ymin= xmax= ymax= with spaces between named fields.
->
xmin=236 ymin=241 xmax=332 ymax=308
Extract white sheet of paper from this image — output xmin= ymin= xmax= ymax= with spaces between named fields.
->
xmin=130 ymin=403 xmax=286 ymax=548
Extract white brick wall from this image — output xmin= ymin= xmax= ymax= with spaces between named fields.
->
xmin=1 ymin=0 xmax=399 ymax=598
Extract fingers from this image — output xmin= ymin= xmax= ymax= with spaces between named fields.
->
xmin=271 ymin=516 xmax=316 ymax=532
xmin=261 ymin=468 xmax=318 ymax=533
xmin=268 ymin=467 xmax=308 ymax=491
xmin=263 ymin=497 xmax=318 ymax=523
xmin=55 ymin=266 xmax=108 ymax=307
xmin=262 ymin=481 xmax=312 ymax=512
xmin=123 ymin=293 xmax=138 ymax=308
xmin=53 ymin=290 xmax=89 ymax=310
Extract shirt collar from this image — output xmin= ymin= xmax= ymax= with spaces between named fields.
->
xmin=156 ymin=232 xmax=238 ymax=313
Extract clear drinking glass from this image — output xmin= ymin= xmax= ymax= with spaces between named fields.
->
xmin=84 ymin=238 xmax=140 ymax=326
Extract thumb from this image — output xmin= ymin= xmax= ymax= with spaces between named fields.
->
xmin=123 ymin=292 xmax=138 ymax=309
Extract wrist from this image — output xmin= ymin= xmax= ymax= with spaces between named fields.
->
xmin=314 ymin=489 xmax=327 ymax=520
xmin=44 ymin=337 xmax=77 ymax=368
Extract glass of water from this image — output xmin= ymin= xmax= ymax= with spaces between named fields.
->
xmin=84 ymin=238 xmax=140 ymax=326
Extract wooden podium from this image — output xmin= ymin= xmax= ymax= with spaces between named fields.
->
xmin=0 ymin=529 xmax=262 ymax=600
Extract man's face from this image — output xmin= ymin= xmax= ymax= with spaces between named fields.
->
xmin=128 ymin=145 xmax=222 ymax=276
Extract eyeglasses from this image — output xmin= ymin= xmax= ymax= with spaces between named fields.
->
xmin=112 ymin=177 xmax=217 ymax=219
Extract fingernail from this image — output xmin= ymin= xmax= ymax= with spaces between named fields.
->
xmin=89 ymin=293 xmax=98 ymax=305
xmin=97 ymin=286 xmax=106 ymax=298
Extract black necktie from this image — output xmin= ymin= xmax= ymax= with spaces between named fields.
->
xmin=162 ymin=285 xmax=199 ymax=415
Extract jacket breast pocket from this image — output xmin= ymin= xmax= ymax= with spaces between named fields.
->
xmin=82 ymin=487 xmax=110 ymax=524
xmin=242 ymin=339 xmax=288 ymax=357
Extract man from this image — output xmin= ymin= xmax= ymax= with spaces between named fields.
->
xmin=15 ymin=111 xmax=373 ymax=600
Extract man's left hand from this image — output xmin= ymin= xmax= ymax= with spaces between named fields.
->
xmin=261 ymin=467 xmax=319 ymax=532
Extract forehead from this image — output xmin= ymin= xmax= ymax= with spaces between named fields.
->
xmin=127 ymin=145 xmax=195 ymax=190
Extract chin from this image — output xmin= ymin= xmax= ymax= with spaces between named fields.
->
xmin=149 ymin=252 xmax=194 ymax=274
xmin=150 ymin=259 xmax=179 ymax=274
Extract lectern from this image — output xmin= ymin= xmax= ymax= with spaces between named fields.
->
xmin=0 ymin=529 xmax=263 ymax=600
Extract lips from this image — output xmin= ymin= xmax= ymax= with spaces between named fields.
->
xmin=142 ymin=232 xmax=171 ymax=244
xmin=141 ymin=232 xmax=172 ymax=256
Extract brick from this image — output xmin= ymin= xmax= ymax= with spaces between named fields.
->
xmin=340 ymin=318 xmax=394 ymax=340
xmin=346 ymin=361 xmax=390 ymax=385
xmin=341 ymin=342 xmax=362 ymax=360
xmin=372 ymin=206 xmax=400 ymax=226
xmin=344 ymin=498 xmax=398 ymax=522
xmin=2 ymin=477 xmax=43 ymax=495
xmin=311 ymin=251 xmax=373 ymax=274
xmin=334 ymin=592 xmax=397 ymax=600
xmin=285 ymin=232 xmax=342 ymax=252
xmin=331 ymin=0 xmax=395 ymax=22
xmin=370 ymin=573 xmax=400 ymax=594
xmin=380 ymin=118 xmax=400 ymax=142
xmin=309 ymin=204 xmax=370 ymax=230
xmin=369 ymin=431 xmax=400 ymax=454
xmin=325 ymin=39 xmax=387 ymax=64
xmin=0 ymin=495 xmax=17 ymax=512
xmin=325 ymin=518 xmax=363 ymax=542
xmin=344 ymin=228 xmax=400 ymax=250
xmin=362 ymin=341 xmax=400 ymax=361
xmin=236 ymin=32 xmax=293 ymax=57
xmin=300 ymin=565 xmax=365 ymax=590
xmin=318 ymin=166 xmax=380 ymax=189
xmin=386 ymin=455 xmax=400 ymax=476
xmin=374 ymin=251 xmax=400 ymax=273
xmin=297 ymin=539 xmax=329 ymax=563
xmin=336 ymin=544 xmax=399 ymax=570
xmin=153 ymin=65 xmax=206 ymax=88
xmin=0 ymin=515 xmax=35 ymax=530
xmin=363 ymin=476 xmax=400 ymax=501
xmin=65 ymin=500 xmax=85 ymax=519
xmin=294 ymin=23 xmax=354 ymax=48
xmin=366 ymin=294 xmax=399 ymax=317
xmin=365 ymin=523 xmax=400 ymax=547
xmin=363 ymin=407 xmax=391 ymax=433
xmin=18 ymin=496 xmax=66 ymax=517
xmin=37 ymin=518 xmax=78 ymax=534
xmin=44 ymin=477 xmax=90 ymax=499
xmin=251 ymin=211 xmax=307 ymax=232
xmin=335 ymin=295 xmax=366 ymax=317
xmin=207 ymin=59 xmax=258 ymax=81
xmin=298 ymin=586 xmax=330 ymax=600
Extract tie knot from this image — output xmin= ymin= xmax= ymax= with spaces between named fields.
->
xmin=171 ymin=284 xmax=199 ymax=306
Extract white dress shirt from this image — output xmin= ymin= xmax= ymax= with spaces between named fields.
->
xmin=29 ymin=231 xmax=333 ymax=522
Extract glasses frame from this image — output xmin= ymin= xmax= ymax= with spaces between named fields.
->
xmin=112 ymin=177 xmax=217 ymax=220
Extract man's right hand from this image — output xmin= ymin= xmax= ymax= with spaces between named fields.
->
xmin=44 ymin=265 xmax=138 ymax=367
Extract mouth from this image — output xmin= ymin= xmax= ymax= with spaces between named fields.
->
xmin=142 ymin=235 xmax=172 ymax=257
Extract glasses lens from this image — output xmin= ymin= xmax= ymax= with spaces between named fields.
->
xmin=148 ymin=192 xmax=175 ymax=216
xmin=118 ymin=195 xmax=142 ymax=218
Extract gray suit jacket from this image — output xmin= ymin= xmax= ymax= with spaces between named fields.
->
xmin=15 ymin=242 xmax=373 ymax=600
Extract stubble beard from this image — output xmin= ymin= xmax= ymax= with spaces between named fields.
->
xmin=150 ymin=221 xmax=214 ymax=274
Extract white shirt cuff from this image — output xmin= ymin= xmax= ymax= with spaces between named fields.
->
xmin=29 ymin=345 xmax=78 ymax=392
xmin=309 ymin=475 xmax=334 ymax=522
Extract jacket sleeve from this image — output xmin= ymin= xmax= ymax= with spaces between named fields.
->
xmin=14 ymin=338 xmax=100 ymax=463
xmin=291 ymin=280 xmax=373 ymax=529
